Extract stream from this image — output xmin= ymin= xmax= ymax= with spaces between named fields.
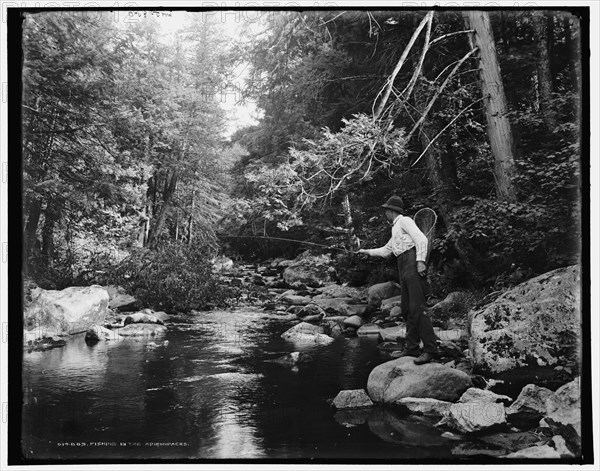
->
xmin=22 ymin=307 xmax=454 ymax=461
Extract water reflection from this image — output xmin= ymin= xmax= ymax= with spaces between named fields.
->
xmin=22 ymin=308 xmax=452 ymax=461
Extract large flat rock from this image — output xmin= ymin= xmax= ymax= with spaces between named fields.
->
xmin=24 ymin=285 xmax=109 ymax=340
xmin=367 ymin=357 xmax=472 ymax=404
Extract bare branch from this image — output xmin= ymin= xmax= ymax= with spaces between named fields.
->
xmin=372 ymin=11 xmax=434 ymax=120
xmin=319 ymin=12 xmax=346 ymax=25
xmin=410 ymin=95 xmax=487 ymax=168
xmin=406 ymin=47 xmax=478 ymax=142
xmin=430 ymin=29 xmax=475 ymax=46
xmin=400 ymin=12 xmax=433 ymax=103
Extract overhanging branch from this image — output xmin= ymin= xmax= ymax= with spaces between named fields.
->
xmin=405 ymin=47 xmax=478 ymax=142
xmin=372 ymin=11 xmax=434 ymax=120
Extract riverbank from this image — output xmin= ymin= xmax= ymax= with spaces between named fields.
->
xmin=21 ymin=253 xmax=583 ymax=460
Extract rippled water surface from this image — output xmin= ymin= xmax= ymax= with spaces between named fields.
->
xmin=22 ymin=309 xmax=453 ymax=461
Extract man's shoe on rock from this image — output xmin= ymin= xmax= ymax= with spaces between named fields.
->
xmin=414 ymin=352 xmax=435 ymax=365
xmin=398 ymin=350 xmax=420 ymax=358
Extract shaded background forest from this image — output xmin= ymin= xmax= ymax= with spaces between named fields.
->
xmin=20 ymin=9 xmax=583 ymax=311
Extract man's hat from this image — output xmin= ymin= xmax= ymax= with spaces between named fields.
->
xmin=381 ymin=196 xmax=404 ymax=213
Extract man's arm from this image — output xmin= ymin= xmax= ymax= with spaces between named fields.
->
xmin=359 ymin=238 xmax=394 ymax=258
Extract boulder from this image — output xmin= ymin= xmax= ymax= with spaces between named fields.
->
xmin=105 ymin=285 xmax=138 ymax=311
xmin=302 ymin=313 xmax=324 ymax=323
xmin=357 ymin=324 xmax=381 ymax=337
xmin=469 ymin=265 xmax=580 ymax=374
xmin=332 ymin=389 xmax=374 ymax=410
xmin=24 ymin=285 xmax=109 ymax=340
xmin=312 ymin=297 xmax=358 ymax=315
xmin=296 ymin=304 xmax=326 ymax=319
xmin=388 ymin=306 xmax=403 ymax=319
xmin=328 ymin=323 xmax=344 ymax=338
xmin=280 ymin=294 xmax=313 ymax=306
xmin=316 ymin=284 xmax=365 ymax=299
xmin=281 ymin=322 xmax=334 ymax=345
xmin=397 ymin=397 xmax=452 ymax=420
xmin=545 ymin=377 xmax=580 ymax=436
xmin=288 ymin=281 xmax=309 ymax=291
xmin=379 ymin=325 xmax=407 ymax=342
xmin=438 ymin=401 xmax=506 ymax=433
xmin=23 ymin=335 xmax=67 ymax=352
xmin=380 ymin=295 xmax=402 ymax=314
xmin=342 ymin=304 xmax=371 ymax=317
xmin=458 ymin=387 xmax=512 ymax=405
xmin=116 ymin=323 xmax=167 ymax=337
xmin=212 ymin=256 xmax=234 ymax=271
xmin=274 ymin=259 xmax=295 ymax=268
xmin=124 ymin=313 xmax=165 ymax=326
xmin=367 ymin=281 xmax=402 ymax=307
xmin=282 ymin=253 xmax=332 ymax=288
xmin=343 ymin=315 xmax=364 ymax=329
xmin=506 ymin=384 xmax=554 ymax=427
xmin=367 ymin=357 xmax=472 ymax=404
xmin=503 ymin=445 xmax=560 ymax=459
xmin=152 ymin=311 xmax=170 ymax=322
xmin=85 ymin=325 xmax=122 ymax=342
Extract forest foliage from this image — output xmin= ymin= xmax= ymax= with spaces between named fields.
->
xmin=20 ymin=9 xmax=583 ymax=310
xmin=225 ymin=10 xmax=582 ymax=291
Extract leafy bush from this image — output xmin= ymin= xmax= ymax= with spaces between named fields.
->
xmin=438 ymin=194 xmax=578 ymax=288
xmin=108 ymin=241 xmax=238 ymax=312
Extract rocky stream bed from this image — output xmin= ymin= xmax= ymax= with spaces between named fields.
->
xmin=22 ymin=253 xmax=583 ymax=460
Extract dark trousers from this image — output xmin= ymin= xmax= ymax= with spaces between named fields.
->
xmin=397 ymin=248 xmax=439 ymax=354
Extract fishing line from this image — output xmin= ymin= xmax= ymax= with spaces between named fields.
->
xmin=220 ymin=235 xmax=356 ymax=253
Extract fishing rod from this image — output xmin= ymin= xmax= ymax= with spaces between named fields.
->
xmin=220 ymin=235 xmax=357 ymax=253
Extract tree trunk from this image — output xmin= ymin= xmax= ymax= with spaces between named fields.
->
xmin=341 ymin=193 xmax=359 ymax=250
xmin=419 ymin=130 xmax=455 ymax=223
xmin=188 ymin=190 xmax=195 ymax=245
xmin=147 ymin=169 xmax=178 ymax=248
xmin=564 ymin=15 xmax=582 ymax=99
xmin=464 ymin=11 xmax=518 ymax=202
xmin=41 ymin=200 xmax=61 ymax=267
xmin=532 ymin=11 xmax=557 ymax=131
xmin=24 ymin=197 xmax=42 ymax=261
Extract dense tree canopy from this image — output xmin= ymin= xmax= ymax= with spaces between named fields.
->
xmin=20 ymin=9 xmax=583 ymax=303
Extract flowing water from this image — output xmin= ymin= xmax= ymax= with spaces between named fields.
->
xmin=22 ymin=308 xmax=453 ymax=461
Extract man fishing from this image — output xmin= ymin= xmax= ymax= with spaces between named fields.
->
xmin=358 ymin=196 xmax=439 ymax=365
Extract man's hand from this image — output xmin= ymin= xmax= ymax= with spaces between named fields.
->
xmin=357 ymin=249 xmax=369 ymax=256
xmin=417 ymin=261 xmax=427 ymax=276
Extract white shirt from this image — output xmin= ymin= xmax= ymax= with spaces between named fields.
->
xmin=364 ymin=215 xmax=428 ymax=262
